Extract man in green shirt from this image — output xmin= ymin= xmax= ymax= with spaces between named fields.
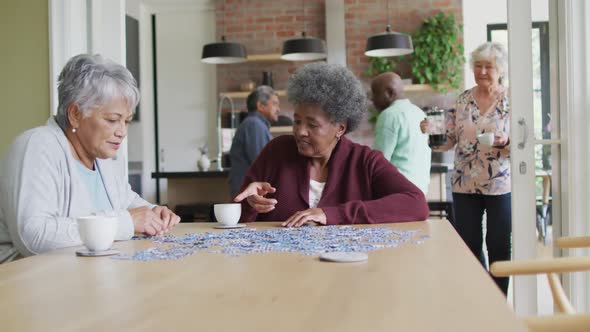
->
xmin=372 ymin=72 xmax=431 ymax=194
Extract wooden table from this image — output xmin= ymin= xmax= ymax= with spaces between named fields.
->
xmin=0 ymin=221 xmax=527 ymax=332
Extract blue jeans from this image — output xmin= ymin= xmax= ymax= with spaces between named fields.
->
xmin=452 ymin=193 xmax=512 ymax=295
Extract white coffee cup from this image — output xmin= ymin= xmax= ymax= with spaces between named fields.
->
xmin=214 ymin=203 xmax=241 ymax=226
xmin=477 ymin=132 xmax=495 ymax=147
xmin=77 ymin=216 xmax=117 ymax=251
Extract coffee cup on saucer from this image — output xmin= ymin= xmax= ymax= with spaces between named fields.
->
xmin=76 ymin=215 xmax=117 ymax=253
xmin=214 ymin=203 xmax=242 ymax=226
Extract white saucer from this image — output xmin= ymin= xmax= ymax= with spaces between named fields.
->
xmin=76 ymin=248 xmax=120 ymax=257
xmin=214 ymin=223 xmax=246 ymax=229
xmin=319 ymin=252 xmax=368 ymax=263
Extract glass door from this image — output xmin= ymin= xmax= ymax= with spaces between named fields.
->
xmin=501 ymin=0 xmax=562 ymax=315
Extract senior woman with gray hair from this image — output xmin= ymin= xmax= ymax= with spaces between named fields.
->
xmin=0 ymin=54 xmax=180 ymax=262
xmin=234 ymin=63 xmax=429 ymax=227
xmin=420 ymin=42 xmax=511 ymax=295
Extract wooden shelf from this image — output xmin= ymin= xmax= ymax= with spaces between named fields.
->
xmin=270 ymin=126 xmax=292 ymax=134
xmin=220 ymin=85 xmax=431 ymax=99
xmin=217 ymin=53 xmax=288 ymax=99
xmin=220 ymin=90 xmax=287 ymax=99
xmin=246 ymin=53 xmax=284 ymax=62
xmin=404 ymin=84 xmax=434 ymax=92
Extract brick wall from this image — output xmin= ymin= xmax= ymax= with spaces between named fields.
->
xmin=345 ymin=0 xmax=462 ymax=79
xmin=215 ymin=0 xmax=325 ymax=95
xmin=216 ymin=0 xmax=463 ymax=146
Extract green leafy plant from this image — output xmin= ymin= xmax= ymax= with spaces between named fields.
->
xmin=365 ymin=57 xmax=399 ymax=78
xmin=364 ymin=12 xmax=463 ymax=125
xmin=409 ymin=12 xmax=464 ymax=92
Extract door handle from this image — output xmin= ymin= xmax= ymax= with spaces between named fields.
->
xmin=518 ymin=118 xmax=528 ymax=149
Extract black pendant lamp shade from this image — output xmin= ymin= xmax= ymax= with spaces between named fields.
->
xmin=201 ymin=36 xmax=247 ymax=64
xmin=281 ymin=32 xmax=327 ymax=61
xmin=365 ymin=25 xmax=413 ymax=57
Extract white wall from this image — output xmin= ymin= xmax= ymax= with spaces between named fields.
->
xmin=155 ymin=9 xmax=216 ymax=173
xmin=125 ymin=0 xmax=216 ymax=204
xmin=462 ymin=0 xmax=549 ymax=87
xmin=49 ymin=0 xmax=89 ymax=116
xmin=126 ymin=0 xmax=140 ymax=18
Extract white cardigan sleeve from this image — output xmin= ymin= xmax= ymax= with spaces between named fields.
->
xmin=1 ymin=130 xmax=153 ymax=256
xmin=1 ymin=132 xmax=81 ymax=256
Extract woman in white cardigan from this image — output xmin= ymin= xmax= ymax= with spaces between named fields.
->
xmin=0 ymin=54 xmax=180 ymax=262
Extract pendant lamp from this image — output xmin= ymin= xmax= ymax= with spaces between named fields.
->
xmin=365 ymin=0 xmax=413 ymax=57
xmin=201 ymin=2 xmax=247 ymax=64
xmin=202 ymin=36 xmax=247 ymax=64
xmin=281 ymin=0 xmax=327 ymax=61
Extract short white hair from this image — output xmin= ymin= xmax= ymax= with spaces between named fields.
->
xmin=469 ymin=42 xmax=508 ymax=84
xmin=55 ymin=54 xmax=140 ymax=130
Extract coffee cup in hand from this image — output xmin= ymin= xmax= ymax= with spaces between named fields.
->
xmin=477 ymin=133 xmax=495 ymax=147
xmin=77 ymin=216 xmax=117 ymax=251
xmin=214 ymin=203 xmax=241 ymax=226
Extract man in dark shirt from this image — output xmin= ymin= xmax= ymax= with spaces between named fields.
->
xmin=229 ymin=86 xmax=280 ymax=197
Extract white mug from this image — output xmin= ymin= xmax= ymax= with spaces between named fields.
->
xmin=214 ymin=203 xmax=241 ymax=226
xmin=477 ymin=132 xmax=495 ymax=147
xmin=77 ymin=216 xmax=117 ymax=251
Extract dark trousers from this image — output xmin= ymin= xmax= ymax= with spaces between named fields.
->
xmin=452 ymin=193 xmax=512 ymax=295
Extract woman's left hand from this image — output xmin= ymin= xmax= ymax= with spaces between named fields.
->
xmin=282 ymin=208 xmax=327 ymax=228
xmin=152 ymin=205 xmax=181 ymax=232
xmin=494 ymin=132 xmax=510 ymax=147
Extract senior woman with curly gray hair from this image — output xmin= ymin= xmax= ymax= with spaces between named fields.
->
xmin=0 ymin=54 xmax=179 ymax=262
xmin=234 ymin=63 xmax=429 ymax=227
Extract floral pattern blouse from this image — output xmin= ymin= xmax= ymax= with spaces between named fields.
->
xmin=446 ymin=88 xmax=511 ymax=195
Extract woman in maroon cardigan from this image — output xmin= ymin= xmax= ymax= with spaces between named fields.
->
xmin=234 ymin=63 xmax=429 ymax=227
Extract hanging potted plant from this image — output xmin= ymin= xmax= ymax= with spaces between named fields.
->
xmin=366 ymin=12 xmax=464 ymax=90
xmin=409 ymin=11 xmax=464 ymax=92
xmin=363 ymin=12 xmax=463 ymax=124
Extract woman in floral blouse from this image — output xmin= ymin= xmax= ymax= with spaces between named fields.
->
xmin=420 ymin=42 xmax=511 ymax=295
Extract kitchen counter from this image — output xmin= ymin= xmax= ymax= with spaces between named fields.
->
xmin=154 ymin=165 xmax=451 ymax=210
xmin=152 ymin=170 xmax=229 ymax=179
xmin=430 ymin=164 xmax=450 ymax=174
xmin=428 ymin=163 xmax=452 ymax=202
xmin=153 ymin=165 xmax=449 ymax=180
xmin=153 ymin=170 xmax=231 ymax=210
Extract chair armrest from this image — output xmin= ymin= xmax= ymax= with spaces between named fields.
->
xmin=556 ymin=236 xmax=590 ymax=249
xmin=525 ymin=313 xmax=590 ymax=332
xmin=490 ymin=257 xmax=590 ymax=277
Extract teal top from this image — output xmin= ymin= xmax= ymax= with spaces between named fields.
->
xmin=75 ymin=161 xmax=113 ymax=213
xmin=374 ymin=99 xmax=431 ymax=194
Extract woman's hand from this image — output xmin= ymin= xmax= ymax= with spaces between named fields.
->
xmin=152 ymin=205 xmax=181 ymax=231
xmin=234 ymin=182 xmax=278 ymax=213
xmin=282 ymin=208 xmax=327 ymax=228
xmin=129 ymin=206 xmax=167 ymax=236
xmin=419 ymin=118 xmax=429 ymax=134
xmin=494 ymin=132 xmax=510 ymax=147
